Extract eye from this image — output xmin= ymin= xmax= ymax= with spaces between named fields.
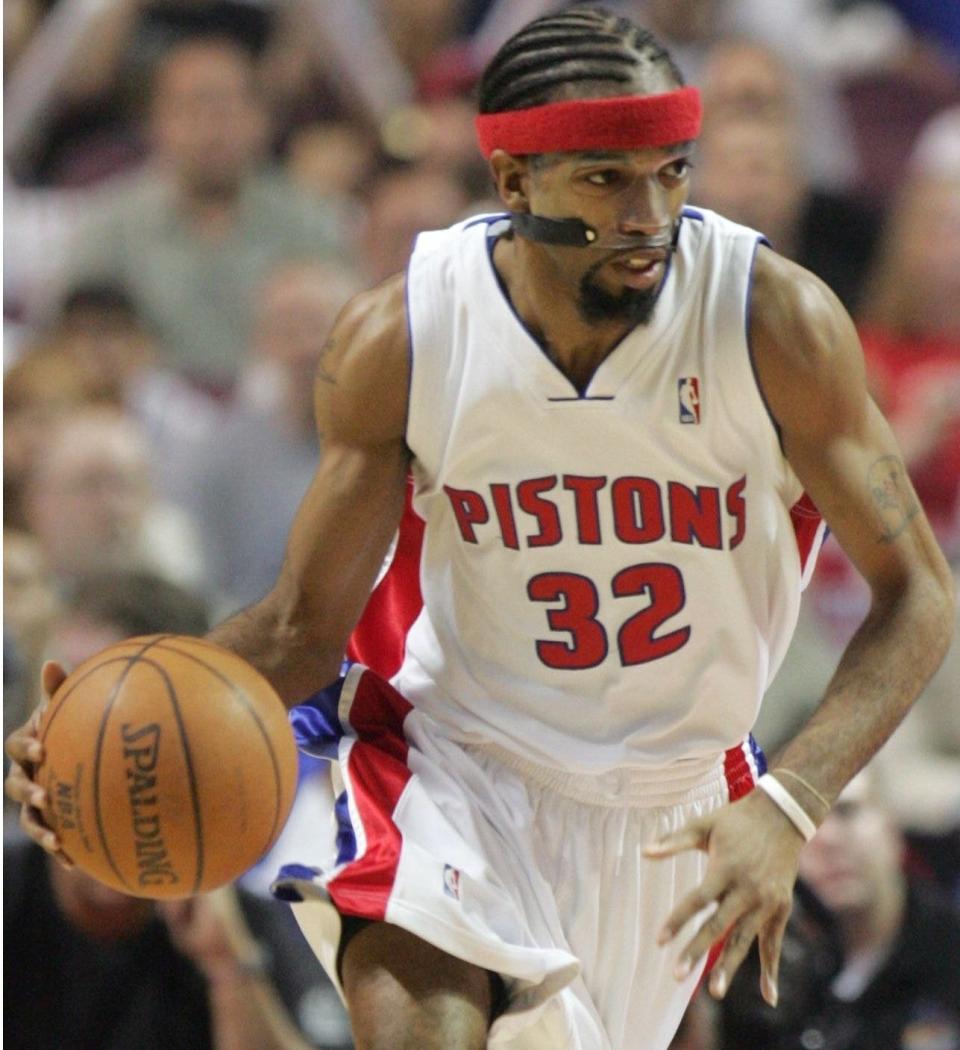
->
xmin=660 ymin=158 xmax=693 ymax=183
xmin=583 ymin=169 xmax=622 ymax=187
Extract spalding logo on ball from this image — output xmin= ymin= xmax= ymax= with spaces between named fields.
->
xmin=37 ymin=635 xmax=299 ymax=899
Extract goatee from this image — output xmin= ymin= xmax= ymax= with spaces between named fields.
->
xmin=576 ymin=275 xmax=661 ymax=326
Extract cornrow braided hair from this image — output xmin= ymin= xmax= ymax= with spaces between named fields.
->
xmin=478 ymin=3 xmax=684 ymax=115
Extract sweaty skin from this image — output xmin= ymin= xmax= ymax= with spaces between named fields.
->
xmin=6 ymin=141 xmax=954 ymax=1020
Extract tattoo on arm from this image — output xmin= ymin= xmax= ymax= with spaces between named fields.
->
xmin=317 ymin=338 xmax=337 ymax=385
xmin=868 ymin=454 xmax=919 ymax=543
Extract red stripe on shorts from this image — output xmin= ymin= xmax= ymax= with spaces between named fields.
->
xmin=327 ymin=671 xmax=414 ymax=920
xmin=723 ymin=740 xmax=757 ymax=802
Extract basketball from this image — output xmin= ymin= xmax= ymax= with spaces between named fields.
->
xmin=36 ymin=634 xmax=299 ymax=899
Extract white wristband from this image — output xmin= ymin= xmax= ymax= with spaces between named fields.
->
xmin=756 ymin=773 xmax=818 ymax=843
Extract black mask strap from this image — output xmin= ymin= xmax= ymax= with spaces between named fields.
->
xmin=512 ymin=212 xmax=684 ymax=251
xmin=511 ymin=212 xmax=599 ymax=247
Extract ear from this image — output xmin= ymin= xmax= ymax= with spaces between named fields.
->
xmin=488 ymin=149 xmax=532 ymax=212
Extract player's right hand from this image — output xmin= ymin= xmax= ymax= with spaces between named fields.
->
xmin=3 ymin=661 xmax=73 ymax=867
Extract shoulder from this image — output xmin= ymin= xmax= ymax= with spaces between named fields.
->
xmin=751 ymin=246 xmax=857 ymax=355
xmin=748 ymin=246 xmax=867 ymax=440
xmin=316 ymin=273 xmax=410 ymax=447
xmin=327 ymin=272 xmax=408 ymax=369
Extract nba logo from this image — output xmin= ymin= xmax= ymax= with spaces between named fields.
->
xmin=678 ymin=377 xmax=701 ymax=424
xmin=443 ymin=864 xmax=461 ymax=900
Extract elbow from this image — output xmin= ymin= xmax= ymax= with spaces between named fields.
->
xmin=877 ymin=554 xmax=956 ymax=663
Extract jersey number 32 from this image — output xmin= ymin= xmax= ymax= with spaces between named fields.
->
xmin=527 ymin=563 xmax=689 ymax=669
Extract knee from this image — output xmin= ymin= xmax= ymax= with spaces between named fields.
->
xmin=343 ymin=923 xmax=492 ymax=1050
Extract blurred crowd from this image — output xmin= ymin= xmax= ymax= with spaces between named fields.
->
xmin=3 ymin=0 xmax=958 ymax=1048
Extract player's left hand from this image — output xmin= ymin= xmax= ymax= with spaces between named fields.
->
xmin=643 ymin=788 xmax=806 ymax=1007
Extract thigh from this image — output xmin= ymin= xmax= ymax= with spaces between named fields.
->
xmin=529 ymin=783 xmax=726 ymax=1050
xmin=342 ymin=920 xmax=501 ymax=1050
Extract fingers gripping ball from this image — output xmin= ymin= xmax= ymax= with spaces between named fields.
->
xmin=36 ymin=635 xmax=298 ymax=899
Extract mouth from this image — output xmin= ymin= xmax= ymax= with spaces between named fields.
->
xmin=608 ymin=249 xmax=668 ymax=289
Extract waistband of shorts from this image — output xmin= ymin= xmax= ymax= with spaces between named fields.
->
xmin=465 ymin=740 xmax=732 ymax=808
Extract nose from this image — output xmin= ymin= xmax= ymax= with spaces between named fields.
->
xmin=617 ymin=176 xmax=671 ymax=236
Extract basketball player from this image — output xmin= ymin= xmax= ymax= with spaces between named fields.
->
xmin=7 ymin=8 xmax=954 ymax=1050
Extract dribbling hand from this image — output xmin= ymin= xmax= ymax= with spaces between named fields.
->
xmin=3 ymin=661 xmax=73 ymax=867
xmin=643 ymin=789 xmax=805 ymax=1007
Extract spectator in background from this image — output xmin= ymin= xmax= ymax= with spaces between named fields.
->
xmin=692 ymin=37 xmax=879 ymax=311
xmin=6 ymin=0 xmax=264 ymax=184
xmin=376 ymin=0 xmax=475 ymax=81
xmin=3 ymin=343 xmax=118 ymax=530
xmin=796 ymin=770 xmax=960 ymax=1050
xmin=285 ymin=122 xmax=376 ymax=214
xmin=187 ymin=260 xmax=362 ymax=612
xmin=719 ymin=768 xmax=960 ymax=1050
xmin=858 ymin=105 xmax=960 ymax=554
xmin=2 ymin=529 xmax=59 ymax=749
xmin=4 ymin=569 xmax=353 ymax=1050
xmin=22 ymin=405 xmax=207 ymax=594
xmin=61 ymin=35 xmax=346 ymax=393
xmin=53 ymin=283 xmax=224 ymax=510
xmin=358 ymin=162 xmax=470 ymax=284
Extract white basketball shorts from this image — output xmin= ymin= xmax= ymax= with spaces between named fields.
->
xmin=272 ymin=663 xmax=765 ymax=1050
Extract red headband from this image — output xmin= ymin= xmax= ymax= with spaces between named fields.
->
xmin=475 ymin=86 xmax=702 ymax=158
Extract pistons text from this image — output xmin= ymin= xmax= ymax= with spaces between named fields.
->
xmin=444 ymin=474 xmax=747 ymax=551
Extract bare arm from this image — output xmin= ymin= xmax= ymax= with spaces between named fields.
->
xmin=647 ymin=247 xmax=954 ymax=1004
xmin=207 ymin=274 xmax=412 ymax=705
xmin=750 ymin=246 xmax=954 ymax=805
xmin=4 ymin=274 xmax=410 ymax=863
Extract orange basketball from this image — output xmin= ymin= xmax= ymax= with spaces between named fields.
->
xmin=36 ymin=634 xmax=299 ymax=899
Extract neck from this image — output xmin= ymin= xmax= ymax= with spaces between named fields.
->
xmin=838 ymin=875 xmax=906 ymax=960
xmin=493 ymin=235 xmax=636 ymax=390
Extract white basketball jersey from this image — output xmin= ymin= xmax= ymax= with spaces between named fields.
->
xmin=395 ymin=208 xmax=823 ymax=774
